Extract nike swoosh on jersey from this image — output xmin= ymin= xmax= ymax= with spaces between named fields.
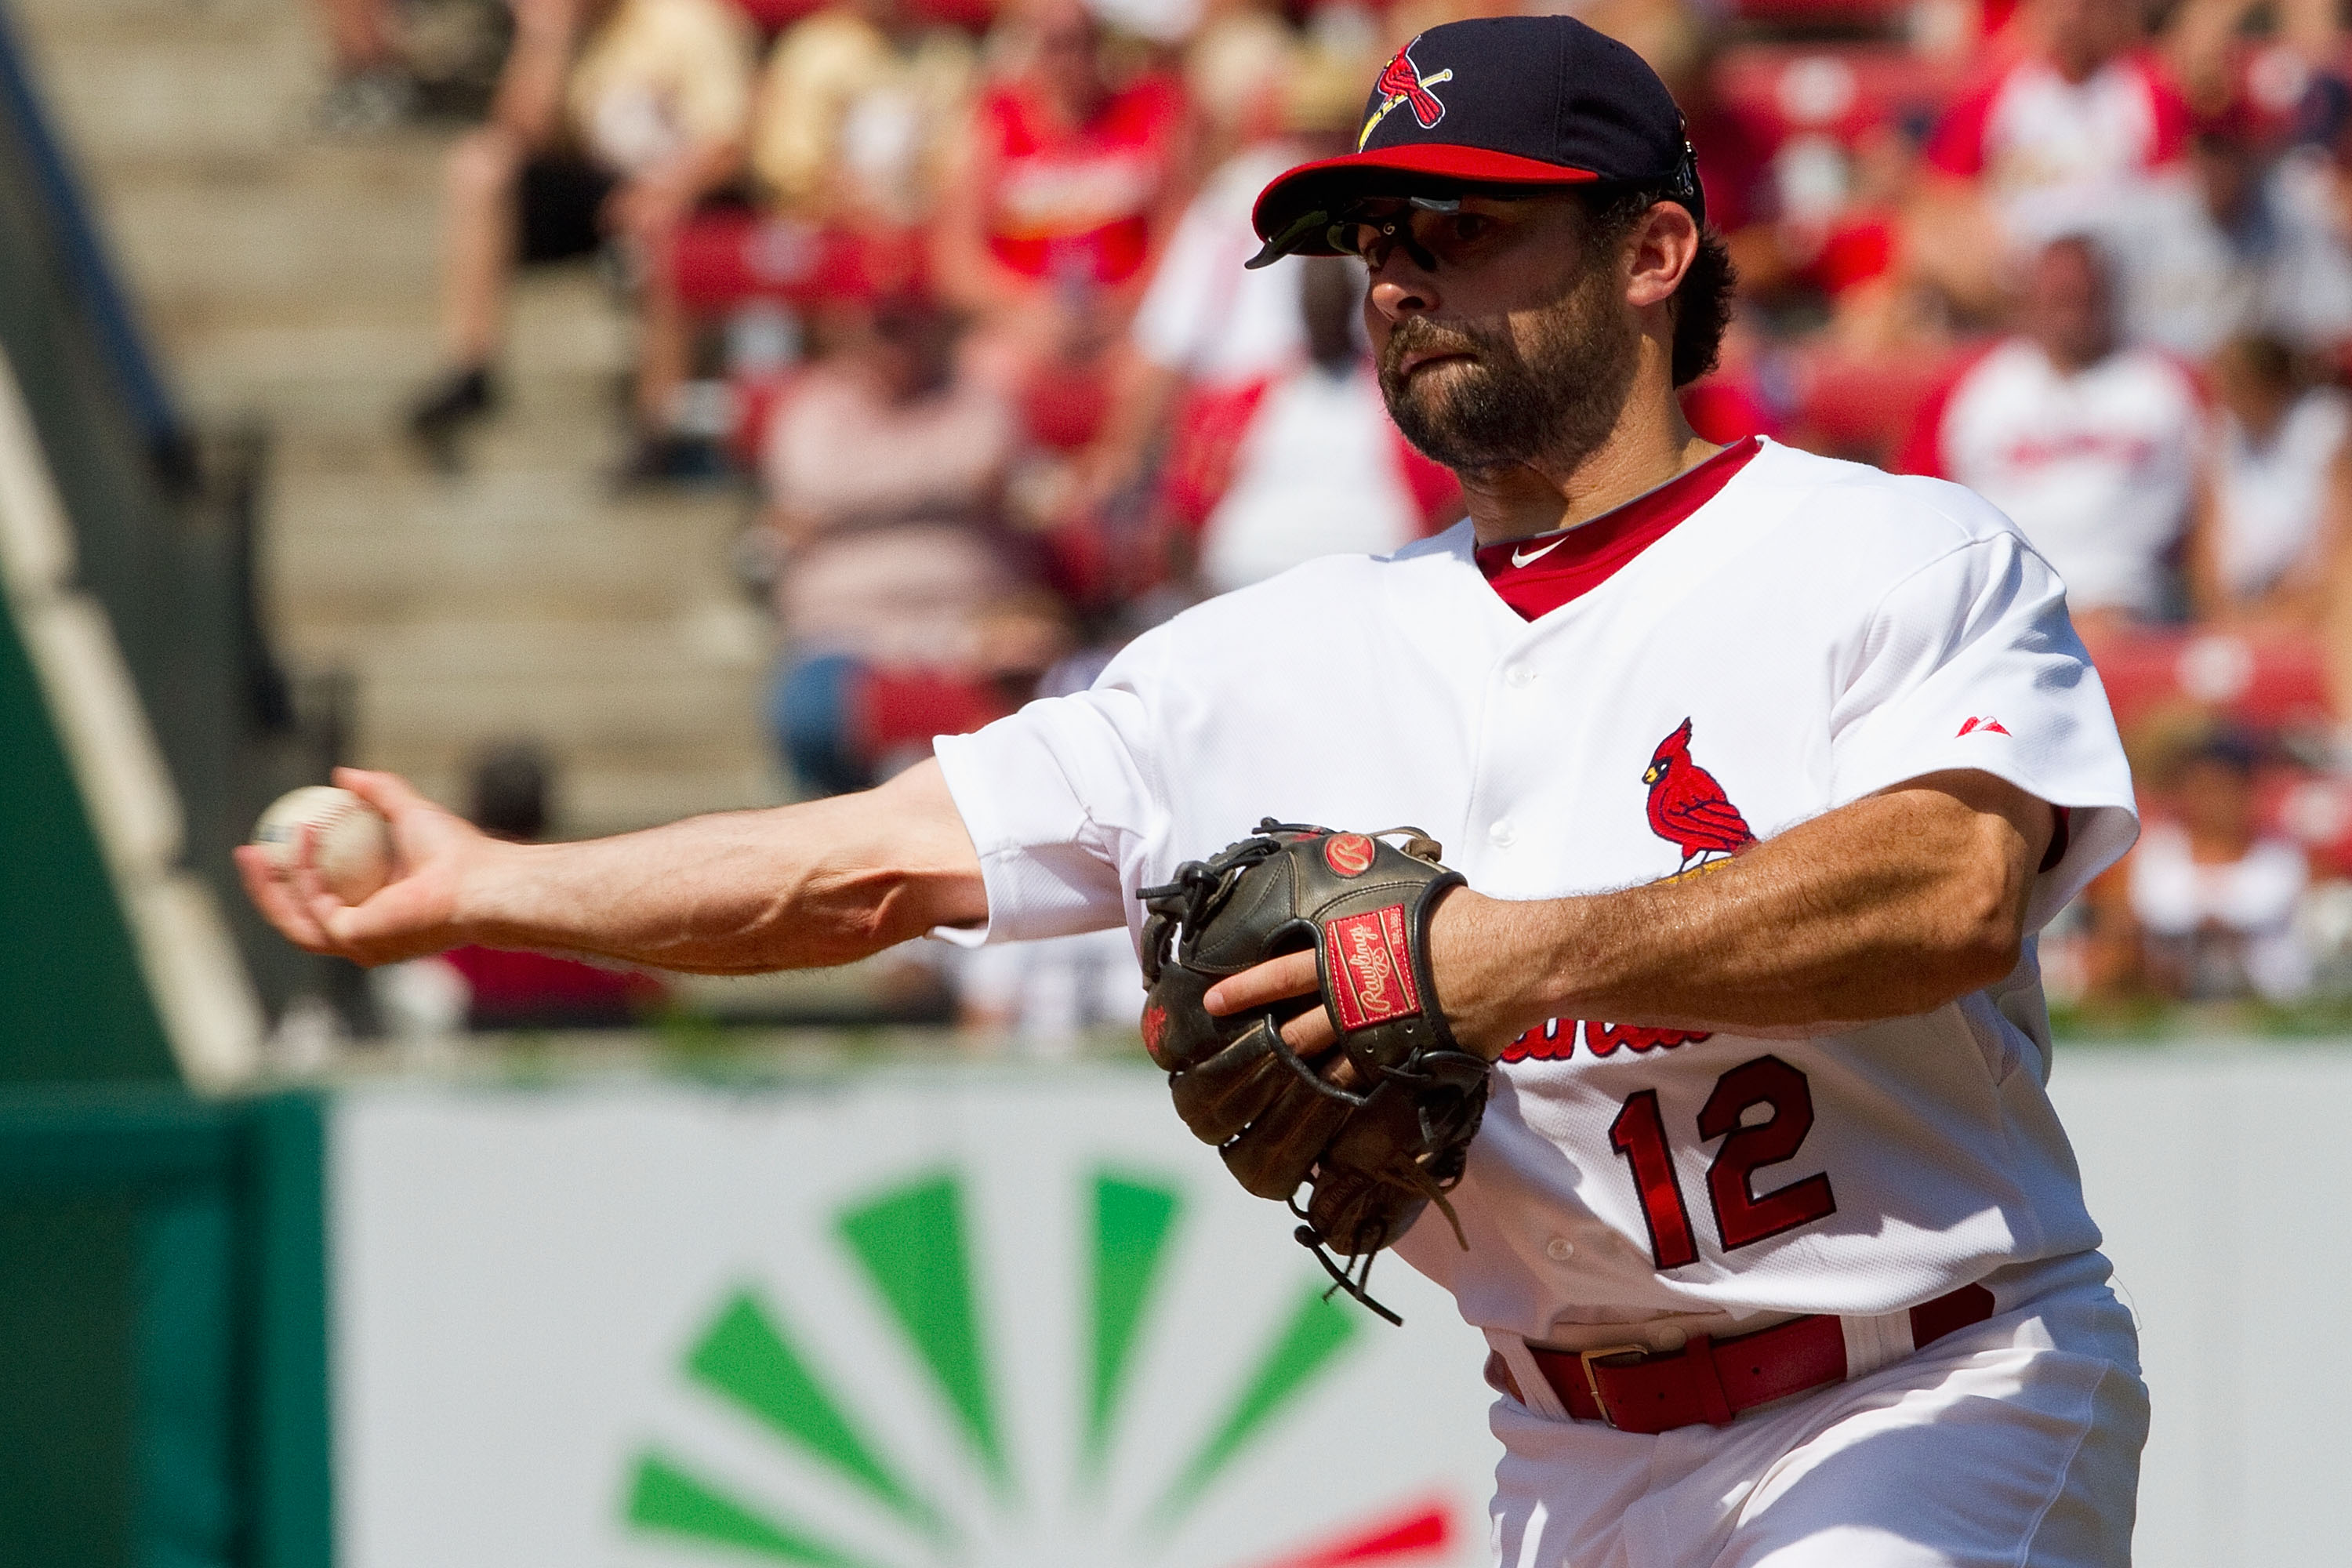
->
xmin=1511 ymin=536 xmax=1569 ymax=568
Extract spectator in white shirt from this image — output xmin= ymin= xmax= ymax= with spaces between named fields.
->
xmin=1192 ymin=258 xmax=1454 ymax=594
xmin=1904 ymin=236 xmax=2201 ymax=645
xmin=2129 ymin=730 xmax=2313 ymax=1002
xmin=2189 ymin=333 xmax=2350 ymax=629
xmin=2109 ymin=115 xmax=2352 ymax=358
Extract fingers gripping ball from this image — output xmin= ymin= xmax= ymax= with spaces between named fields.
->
xmin=252 ymin=786 xmax=394 ymax=905
xmin=1138 ymin=822 xmax=1490 ymax=1323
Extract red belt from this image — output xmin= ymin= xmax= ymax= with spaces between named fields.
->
xmin=1489 ymin=1283 xmax=1995 ymax=1436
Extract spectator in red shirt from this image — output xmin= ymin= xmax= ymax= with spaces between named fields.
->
xmin=931 ymin=0 xmax=1193 ymax=430
xmin=1912 ymin=0 xmax=2191 ymax=314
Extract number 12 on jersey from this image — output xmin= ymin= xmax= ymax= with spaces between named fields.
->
xmin=1607 ymin=1054 xmax=1838 ymax=1269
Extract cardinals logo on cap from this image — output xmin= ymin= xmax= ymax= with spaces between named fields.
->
xmin=1642 ymin=717 xmax=1755 ymax=875
xmin=1359 ymin=38 xmax=1454 ymax=150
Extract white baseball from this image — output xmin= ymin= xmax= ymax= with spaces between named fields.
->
xmin=251 ymin=785 xmax=394 ymax=904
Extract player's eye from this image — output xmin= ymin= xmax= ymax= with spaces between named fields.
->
xmin=1443 ymin=212 xmax=1495 ymax=247
xmin=1333 ymin=214 xmax=1445 ymax=274
xmin=1330 ymin=216 xmax=1405 ymax=267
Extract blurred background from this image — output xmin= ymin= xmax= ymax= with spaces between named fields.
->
xmin=2 ymin=0 xmax=2350 ymax=1563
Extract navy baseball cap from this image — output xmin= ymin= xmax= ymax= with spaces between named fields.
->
xmin=1247 ymin=16 xmax=1702 ymax=268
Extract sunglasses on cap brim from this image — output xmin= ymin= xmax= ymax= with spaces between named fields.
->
xmin=1245 ymin=146 xmax=1705 ymax=270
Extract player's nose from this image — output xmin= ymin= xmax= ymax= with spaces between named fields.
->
xmin=1367 ymin=260 xmax=1439 ymax=321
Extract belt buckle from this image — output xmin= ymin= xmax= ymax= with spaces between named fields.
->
xmin=1576 ymin=1343 xmax=1650 ymax=1428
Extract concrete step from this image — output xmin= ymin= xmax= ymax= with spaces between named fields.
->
xmin=165 ymin=267 xmax=636 ymax=439
xmin=21 ymin=34 xmax=317 ymax=176
xmin=97 ymin=156 xmax=445 ymax=320
xmin=266 ymin=468 xmax=750 ymax=626
xmin=283 ymin=603 xmax=771 ymax=688
xmin=16 ymin=0 xmax=801 ymax=887
xmin=16 ymin=0 xmax=285 ymax=34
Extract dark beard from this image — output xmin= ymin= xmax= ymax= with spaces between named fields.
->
xmin=1376 ymin=265 xmax=1639 ymax=475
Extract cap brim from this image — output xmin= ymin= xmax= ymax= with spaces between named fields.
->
xmin=1247 ymin=145 xmax=1600 ymax=267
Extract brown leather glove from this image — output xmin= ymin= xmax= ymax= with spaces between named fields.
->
xmin=1138 ymin=822 xmax=1489 ymax=1323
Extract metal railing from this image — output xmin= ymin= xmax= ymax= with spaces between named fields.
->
xmin=0 ymin=0 xmax=350 ymax=1051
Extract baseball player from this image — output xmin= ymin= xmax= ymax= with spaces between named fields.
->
xmin=244 ymin=16 xmax=2147 ymax=1564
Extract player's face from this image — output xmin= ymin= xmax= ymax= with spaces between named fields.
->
xmin=1348 ymin=194 xmax=1640 ymax=476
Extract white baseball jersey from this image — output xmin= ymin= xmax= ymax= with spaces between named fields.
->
xmin=1925 ymin=51 xmax=2187 ymax=248
xmin=1927 ymin=338 xmax=2201 ymax=618
xmin=932 ymin=437 xmax=2137 ymax=1348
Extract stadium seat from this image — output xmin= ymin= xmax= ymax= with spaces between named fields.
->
xmin=1708 ymin=44 xmax=1958 ymax=152
xmin=671 ymin=211 xmax=926 ymax=313
xmin=727 ymin=0 xmax=996 ymax=31
xmin=1722 ymin=0 xmax=1914 ymax=27
xmin=1789 ymin=346 xmax=1971 ymax=462
xmin=2094 ymin=630 xmax=2332 ymax=735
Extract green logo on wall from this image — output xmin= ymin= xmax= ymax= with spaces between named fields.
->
xmin=622 ymin=1167 xmax=1451 ymax=1566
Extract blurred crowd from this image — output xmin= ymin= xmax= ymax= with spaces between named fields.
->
xmin=321 ymin=0 xmax=2352 ymax=1029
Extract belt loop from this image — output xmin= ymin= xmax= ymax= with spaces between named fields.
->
xmin=1838 ymin=1308 xmax=1911 ymax=1381
xmin=1686 ymin=1334 xmax=1734 ymax=1427
xmin=1486 ymin=1329 xmax=1570 ymax=1421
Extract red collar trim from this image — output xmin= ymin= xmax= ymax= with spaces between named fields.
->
xmin=1474 ymin=437 xmax=1762 ymax=621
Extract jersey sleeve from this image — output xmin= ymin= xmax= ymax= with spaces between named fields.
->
xmin=928 ymin=641 xmax=1169 ymax=946
xmin=1826 ymin=523 xmax=2139 ymax=928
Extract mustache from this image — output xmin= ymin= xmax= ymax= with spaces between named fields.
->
xmin=1379 ymin=318 xmax=1500 ymax=376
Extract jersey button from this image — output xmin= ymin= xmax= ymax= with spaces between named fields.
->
xmin=1489 ymin=819 xmax=1516 ymax=848
xmin=1544 ymin=1236 xmax=1574 ymax=1262
xmin=1505 ymin=662 xmax=1537 ymax=688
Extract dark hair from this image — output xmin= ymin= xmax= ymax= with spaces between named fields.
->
xmin=470 ymin=739 xmax=551 ymax=842
xmin=2223 ymin=332 xmax=2296 ymax=391
xmin=1582 ymin=187 xmax=1738 ymax=387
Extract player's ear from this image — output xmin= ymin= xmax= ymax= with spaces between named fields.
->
xmin=1624 ymin=201 xmax=1697 ymax=310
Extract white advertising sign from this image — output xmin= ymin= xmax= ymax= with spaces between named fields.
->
xmin=332 ymin=1066 xmax=1502 ymax=1568
xmin=2049 ymin=1044 xmax=2352 ymax=1568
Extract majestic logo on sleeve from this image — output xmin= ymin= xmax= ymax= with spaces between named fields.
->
xmin=1642 ymin=717 xmax=1755 ymax=873
xmin=1359 ymin=38 xmax=1454 ymax=149
xmin=1956 ymin=715 xmax=2010 ymax=737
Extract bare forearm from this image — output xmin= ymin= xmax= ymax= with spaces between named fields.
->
xmin=459 ymin=771 xmax=984 ymax=973
xmin=1439 ymin=773 xmax=2049 ymax=1043
xmin=242 ymin=760 xmax=989 ymax=971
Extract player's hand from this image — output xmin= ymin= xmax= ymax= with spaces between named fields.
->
xmin=1203 ymin=889 xmax=1526 ymax=1061
xmin=235 ymin=768 xmax=503 ymax=967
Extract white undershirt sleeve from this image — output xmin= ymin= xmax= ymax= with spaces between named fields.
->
xmin=1827 ymin=531 xmax=2140 ymax=929
xmin=929 ymin=655 xmax=1167 ymax=946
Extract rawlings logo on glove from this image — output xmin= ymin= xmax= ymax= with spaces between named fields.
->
xmin=1138 ymin=821 xmax=1490 ymax=1323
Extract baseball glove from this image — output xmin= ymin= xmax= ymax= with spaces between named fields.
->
xmin=1138 ymin=821 xmax=1490 ymax=1323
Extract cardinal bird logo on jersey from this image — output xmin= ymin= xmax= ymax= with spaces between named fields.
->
xmin=1642 ymin=717 xmax=1755 ymax=873
xmin=1359 ymin=38 xmax=1454 ymax=148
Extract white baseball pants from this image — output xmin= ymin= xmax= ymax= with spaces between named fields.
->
xmin=1488 ymin=1254 xmax=2147 ymax=1567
